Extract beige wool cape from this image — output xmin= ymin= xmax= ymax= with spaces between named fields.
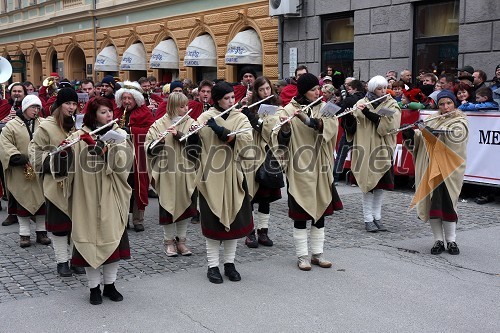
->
xmin=0 ymin=117 xmax=44 ymax=214
xmin=408 ymin=112 xmax=468 ymax=222
xmin=272 ymin=98 xmax=339 ymax=221
xmin=347 ymin=96 xmax=401 ymax=193
xmin=28 ymin=116 xmax=72 ymax=215
xmin=145 ymin=114 xmax=197 ymax=221
xmin=196 ymin=107 xmax=254 ymax=230
xmin=67 ymin=125 xmax=133 ymax=269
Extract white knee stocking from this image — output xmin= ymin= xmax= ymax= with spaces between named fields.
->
xmin=206 ymin=238 xmax=220 ymax=268
xmin=362 ymin=192 xmax=374 ymax=223
xmin=257 ymin=212 xmax=270 ymax=229
xmin=176 ymin=219 xmax=189 ymax=239
xmin=35 ymin=215 xmax=46 ymax=232
xmin=429 ymin=219 xmax=444 ymax=242
xmin=103 ymin=262 xmax=119 ymax=285
xmin=18 ymin=216 xmax=31 ymax=236
xmin=310 ymin=226 xmax=325 ymax=255
xmin=222 ymin=239 xmax=237 ymax=264
xmin=163 ymin=224 xmax=175 ymax=240
xmin=372 ymin=190 xmax=384 ymax=220
xmin=51 ymin=234 xmax=69 ymax=263
xmin=85 ymin=266 xmax=101 ymax=289
xmin=293 ymin=228 xmax=308 ymax=258
xmin=443 ymin=222 xmax=457 ymax=243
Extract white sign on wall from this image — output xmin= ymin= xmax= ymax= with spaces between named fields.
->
xmin=289 ymin=47 xmax=297 ymax=78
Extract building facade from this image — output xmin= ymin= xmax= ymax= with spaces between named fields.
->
xmin=278 ymin=0 xmax=499 ymax=81
xmin=0 ymin=0 xmax=278 ymax=86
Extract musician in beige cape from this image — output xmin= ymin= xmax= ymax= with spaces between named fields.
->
xmin=195 ymin=82 xmax=254 ymax=284
xmin=145 ymin=92 xmax=198 ymax=258
xmin=402 ymin=90 xmax=468 ymax=255
xmin=28 ymin=88 xmax=84 ymax=277
xmin=0 ymin=95 xmax=51 ymax=248
xmin=343 ymin=75 xmax=401 ymax=232
xmin=65 ymin=97 xmax=132 ymax=305
xmin=273 ymin=73 xmax=343 ymax=271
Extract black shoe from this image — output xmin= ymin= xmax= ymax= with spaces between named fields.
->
xmin=365 ymin=222 xmax=378 ymax=232
xmin=71 ymin=265 xmax=86 ymax=275
xmin=103 ymin=283 xmax=123 ymax=302
xmin=133 ymin=223 xmax=145 ymax=232
xmin=89 ymin=286 xmax=102 ymax=305
xmin=447 ymin=241 xmax=460 ymax=255
xmin=191 ymin=213 xmax=200 ymax=224
xmin=224 ymin=263 xmax=241 ymax=282
xmin=2 ymin=214 xmax=18 ymax=226
xmin=245 ymin=230 xmax=258 ymax=248
xmin=207 ymin=267 xmax=223 ymax=284
xmin=475 ymin=195 xmax=494 ymax=205
xmin=148 ymin=189 xmax=158 ymax=198
xmin=431 ymin=240 xmax=445 ymax=255
xmin=373 ymin=219 xmax=387 ymax=232
xmin=57 ymin=262 xmax=72 ymax=277
xmin=257 ymin=228 xmax=274 ymax=246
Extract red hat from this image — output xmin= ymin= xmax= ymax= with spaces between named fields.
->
xmin=403 ymin=88 xmax=425 ymax=103
xmin=50 ymin=72 xmax=59 ymax=78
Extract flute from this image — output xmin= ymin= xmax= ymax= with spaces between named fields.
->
xmin=49 ymin=119 xmax=119 ymax=155
xmin=149 ymin=109 xmax=192 ymax=149
xmin=272 ymin=96 xmax=323 ymax=131
xmin=227 ymin=127 xmax=253 ymax=136
xmin=335 ymin=107 xmax=355 ymax=119
xmin=386 ymin=110 xmax=458 ymax=135
xmin=179 ymin=103 xmax=239 ymax=142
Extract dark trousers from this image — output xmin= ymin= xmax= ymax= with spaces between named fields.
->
xmin=333 ymin=133 xmax=352 ymax=181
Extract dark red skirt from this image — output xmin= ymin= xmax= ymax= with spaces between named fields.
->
xmin=45 ymin=200 xmax=72 ymax=234
xmin=372 ymin=168 xmax=395 ymax=191
xmin=251 ymin=185 xmax=282 ymax=205
xmin=159 ymin=193 xmax=198 ymax=225
xmin=288 ymin=183 xmax=343 ymax=221
xmin=71 ymin=230 xmax=131 ymax=267
xmin=429 ymin=182 xmax=458 ymax=222
xmin=16 ymin=202 xmax=45 ymax=217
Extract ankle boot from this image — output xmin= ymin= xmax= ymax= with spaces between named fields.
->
xmin=223 ymin=263 xmax=241 ymax=282
xmin=103 ymin=283 xmax=123 ymax=302
xmin=163 ymin=239 xmax=178 ymax=257
xmin=36 ymin=231 xmax=51 ymax=245
xmin=257 ymin=228 xmax=273 ymax=246
xmin=89 ymin=286 xmax=102 ymax=305
xmin=311 ymin=253 xmax=332 ymax=268
xmin=176 ymin=237 xmax=192 ymax=256
xmin=57 ymin=262 xmax=72 ymax=277
xmin=2 ymin=214 xmax=18 ymax=226
xmin=245 ymin=230 xmax=258 ymax=248
xmin=207 ymin=267 xmax=223 ymax=284
xmin=133 ymin=210 xmax=145 ymax=232
xmin=19 ymin=235 xmax=31 ymax=248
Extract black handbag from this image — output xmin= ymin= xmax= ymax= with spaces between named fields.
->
xmin=255 ymin=149 xmax=285 ymax=189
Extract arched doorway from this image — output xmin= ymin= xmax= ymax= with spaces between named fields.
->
xmin=51 ymin=52 xmax=58 ymax=74
xmin=67 ymin=47 xmax=86 ymax=80
xmin=32 ymin=51 xmax=42 ymax=87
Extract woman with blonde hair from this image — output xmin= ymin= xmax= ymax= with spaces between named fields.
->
xmin=145 ymin=92 xmax=198 ymax=257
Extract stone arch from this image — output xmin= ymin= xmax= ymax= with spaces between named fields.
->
xmin=184 ymin=24 xmax=218 ymax=82
xmin=29 ymin=48 xmax=43 ymax=86
xmin=45 ymin=46 xmax=58 ymax=76
xmin=151 ymin=30 xmax=180 ymax=82
xmin=121 ymin=33 xmax=147 ymax=81
xmin=65 ymin=43 xmax=87 ymax=80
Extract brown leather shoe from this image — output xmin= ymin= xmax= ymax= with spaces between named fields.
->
xmin=2 ymin=214 xmax=18 ymax=226
xmin=36 ymin=231 xmax=52 ymax=245
xmin=163 ymin=239 xmax=178 ymax=257
xmin=311 ymin=253 xmax=332 ymax=268
xmin=176 ymin=237 xmax=192 ymax=256
xmin=20 ymin=235 xmax=31 ymax=248
xmin=297 ymin=256 xmax=312 ymax=271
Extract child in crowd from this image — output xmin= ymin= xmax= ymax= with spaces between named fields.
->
xmin=398 ymin=88 xmax=426 ymax=110
xmin=391 ymin=81 xmax=405 ymax=102
xmin=455 ymin=83 xmax=474 ymax=105
xmin=459 ymin=87 xmax=499 ymax=111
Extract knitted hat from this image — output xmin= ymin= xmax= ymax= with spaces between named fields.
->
xmin=297 ymin=73 xmax=319 ymax=96
xmin=55 ymin=88 xmax=78 ymax=109
xmin=59 ymin=78 xmax=72 ymax=89
xmin=170 ymin=80 xmax=183 ymax=92
xmin=496 ymin=64 xmax=500 ymax=71
xmin=239 ymin=66 xmax=257 ymax=81
xmin=437 ymin=90 xmax=458 ymax=107
xmin=458 ymin=65 xmax=474 ymax=75
xmin=50 ymin=72 xmax=59 ymax=78
xmin=115 ymin=81 xmax=145 ymax=108
xmin=101 ymin=76 xmax=116 ymax=90
xmin=322 ymin=76 xmax=333 ymax=82
xmin=211 ymin=81 xmax=234 ymax=103
xmin=21 ymin=95 xmax=42 ymax=112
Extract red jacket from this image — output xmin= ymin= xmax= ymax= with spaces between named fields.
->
xmin=279 ymin=84 xmax=298 ymax=106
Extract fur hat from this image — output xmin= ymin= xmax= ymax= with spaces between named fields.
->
xmin=22 ymin=95 xmax=42 ymax=113
xmin=297 ymin=73 xmax=319 ymax=96
xmin=55 ymin=88 xmax=78 ymax=109
xmin=115 ymin=81 xmax=145 ymax=108
xmin=239 ymin=66 xmax=257 ymax=81
xmin=211 ymin=81 xmax=234 ymax=103
xmin=169 ymin=80 xmax=183 ymax=92
xmin=437 ymin=90 xmax=458 ymax=107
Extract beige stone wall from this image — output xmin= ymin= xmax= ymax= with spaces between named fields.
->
xmin=0 ymin=1 xmax=278 ymax=85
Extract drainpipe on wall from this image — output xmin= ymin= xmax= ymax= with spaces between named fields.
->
xmin=277 ymin=15 xmax=283 ymax=79
xmin=92 ymin=0 xmax=97 ymax=82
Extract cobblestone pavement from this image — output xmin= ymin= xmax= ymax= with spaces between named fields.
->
xmin=0 ymin=185 xmax=498 ymax=303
